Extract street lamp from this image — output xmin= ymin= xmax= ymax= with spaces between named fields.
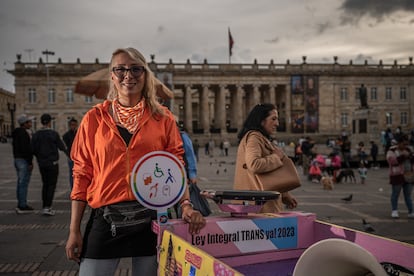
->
xmin=42 ymin=49 xmax=55 ymax=96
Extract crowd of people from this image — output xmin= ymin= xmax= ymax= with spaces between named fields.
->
xmin=292 ymin=126 xmax=413 ymax=219
xmin=12 ymin=113 xmax=70 ymax=215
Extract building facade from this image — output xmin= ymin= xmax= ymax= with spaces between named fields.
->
xmin=0 ymin=88 xmax=16 ymax=139
xmin=8 ymin=55 xmax=414 ymax=145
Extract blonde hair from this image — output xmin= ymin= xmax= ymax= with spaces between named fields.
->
xmin=107 ymin=47 xmax=164 ymax=116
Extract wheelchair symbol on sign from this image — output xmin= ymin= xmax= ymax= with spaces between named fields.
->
xmin=154 ymin=163 xmax=164 ymax=178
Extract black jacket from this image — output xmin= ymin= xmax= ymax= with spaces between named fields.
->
xmin=12 ymin=127 xmax=33 ymax=165
xmin=62 ymin=129 xmax=77 ymax=155
xmin=32 ymin=128 xmax=68 ymax=167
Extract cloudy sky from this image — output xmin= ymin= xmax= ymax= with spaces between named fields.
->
xmin=1 ymin=0 xmax=414 ymax=92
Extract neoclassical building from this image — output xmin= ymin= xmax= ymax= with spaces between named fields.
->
xmin=8 ymin=54 xmax=414 ymax=145
xmin=0 ymin=88 xmax=16 ymax=138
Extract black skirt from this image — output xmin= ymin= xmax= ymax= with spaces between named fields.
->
xmin=81 ymin=204 xmax=158 ymax=259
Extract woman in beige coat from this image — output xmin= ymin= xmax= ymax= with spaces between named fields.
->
xmin=233 ymin=103 xmax=298 ymax=212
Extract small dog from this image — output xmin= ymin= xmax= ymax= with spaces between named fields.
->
xmin=321 ymin=176 xmax=334 ymax=190
xmin=335 ymin=169 xmax=356 ymax=183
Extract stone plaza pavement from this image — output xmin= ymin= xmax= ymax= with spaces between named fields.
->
xmin=0 ymin=142 xmax=413 ymax=275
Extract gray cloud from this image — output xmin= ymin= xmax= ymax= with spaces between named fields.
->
xmin=1 ymin=0 xmax=414 ymax=92
xmin=264 ymin=37 xmax=280 ymax=44
xmin=340 ymin=0 xmax=414 ymax=24
xmin=157 ymin=25 xmax=165 ymax=34
xmin=190 ymin=53 xmax=204 ymax=63
xmin=316 ymin=21 xmax=333 ymax=34
xmin=353 ymin=53 xmax=374 ymax=64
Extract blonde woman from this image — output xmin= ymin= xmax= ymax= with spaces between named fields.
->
xmin=65 ymin=47 xmax=205 ymax=275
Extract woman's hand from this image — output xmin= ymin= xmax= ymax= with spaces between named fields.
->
xmin=282 ymin=192 xmax=298 ymax=209
xmin=65 ymin=230 xmax=83 ymax=263
xmin=272 ymin=147 xmax=285 ymax=160
xmin=181 ymin=206 xmax=206 ymax=234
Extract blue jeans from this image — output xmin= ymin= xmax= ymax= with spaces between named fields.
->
xmin=79 ymin=256 xmax=157 ymax=276
xmin=391 ymin=183 xmax=413 ymax=213
xmin=14 ymin=159 xmax=32 ymax=208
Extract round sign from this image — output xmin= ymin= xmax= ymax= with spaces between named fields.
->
xmin=131 ymin=151 xmax=187 ymax=210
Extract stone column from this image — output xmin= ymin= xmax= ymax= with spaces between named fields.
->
xmin=285 ymin=84 xmax=292 ymax=133
xmin=231 ymin=84 xmax=244 ymax=131
xmin=214 ymin=84 xmax=227 ymax=132
xmin=269 ymin=84 xmax=276 ymax=105
xmin=252 ymin=84 xmax=261 ymax=106
xmin=184 ymin=84 xmax=193 ymax=133
xmin=246 ymin=85 xmax=257 ymax=113
xmin=200 ymin=84 xmax=210 ymax=133
xmin=261 ymin=86 xmax=269 ymax=103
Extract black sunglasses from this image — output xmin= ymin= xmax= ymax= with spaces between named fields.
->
xmin=112 ymin=66 xmax=146 ymax=78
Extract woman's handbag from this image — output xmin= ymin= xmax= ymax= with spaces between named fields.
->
xmin=102 ymin=201 xmax=156 ymax=237
xmin=254 ymin=154 xmax=301 ymax=193
xmin=189 ymin=183 xmax=212 ymax=216
xmin=402 ymin=158 xmax=414 ymax=183
xmin=404 ymin=172 xmax=414 ymax=183
xmin=176 ymin=183 xmax=212 ymax=217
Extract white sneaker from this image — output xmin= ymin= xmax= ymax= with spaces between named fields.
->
xmin=391 ymin=210 xmax=399 ymax=218
xmin=408 ymin=213 xmax=414 ymax=219
xmin=42 ymin=208 xmax=56 ymax=216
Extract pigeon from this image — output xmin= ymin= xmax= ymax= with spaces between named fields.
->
xmin=341 ymin=194 xmax=353 ymax=202
xmin=216 ymin=169 xmax=220 ymax=175
xmin=224 ymin=168 xmax=227 ymax=173
xmin=362 ymin=219 xmax=375 ymax=233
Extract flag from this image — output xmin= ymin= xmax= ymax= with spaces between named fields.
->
xmin=228 ymin=28 xmax=234 ymax=57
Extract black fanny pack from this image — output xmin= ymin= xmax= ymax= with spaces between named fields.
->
xmin=102 ymin=201 xmax=156 ymax=237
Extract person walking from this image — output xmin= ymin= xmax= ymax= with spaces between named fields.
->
xmin=358 ymin=161 xmax=368 ymax=184
xmin=65 ymin=47 xmax=205 ymax=276
xmin=357 ymin=141 xmax=367 ymax=163
xmin=32 ymin=113 xmax=68 ymax=216
xmin=193 ymin=138 xmax=200 ymax=162
xmin=12 ymin=114 xmax=35 ymax=214
xmin=233 ymin=103 xmax=298 ymax=213
xmin=181 ymin=128 xmax=198 ymax=186
xmin=223 ymin=139 xmax=230 ymax=156
xmin=301 ymin=136 xmax=314 ymax=176
xmin=341 ymin=136 xmax=352 ymax=168
xmin=204 ymin=142 xmax=210 ymax=156
xmin=208 ymin=139 xmax=215 ymax=156
xmin=62 ymin=118 xmax=78 ymax=190
xmin=177 ymin=127 xmax=211 ymax=217
xmin=370 ymin=140 xmax=379 ymax=169
xmin=384 ymin=128 xmax=394 ymax=154
xmin=386 ymin=135 xmax=414 ymax=219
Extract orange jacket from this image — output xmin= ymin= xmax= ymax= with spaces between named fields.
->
xmin=70 ymin=100 xmax=184 ymax=208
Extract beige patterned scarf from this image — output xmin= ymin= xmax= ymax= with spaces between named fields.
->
xmin=112 ymin=99 xmax=145 ymax=134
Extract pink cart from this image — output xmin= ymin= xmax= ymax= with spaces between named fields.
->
xmin=155 ymin=191 xmax=414 ymax=276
